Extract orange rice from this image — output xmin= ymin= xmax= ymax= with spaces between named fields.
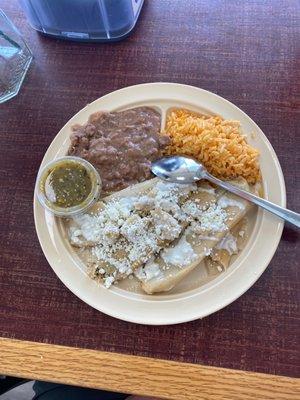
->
xmin=164 ymin=109 xmax=261 ymax=184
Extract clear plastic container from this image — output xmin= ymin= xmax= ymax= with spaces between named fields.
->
xmin=19 ymin=0 xmax=144 ymax=42
xmin=36 ymin=156 xmax=102 ymax=217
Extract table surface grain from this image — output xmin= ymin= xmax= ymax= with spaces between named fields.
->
xmin=0 ymin=0 xmax=299 ymax=380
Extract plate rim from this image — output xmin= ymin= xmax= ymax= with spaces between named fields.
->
xmin=34 ymin=82 xmax=286 ymax=325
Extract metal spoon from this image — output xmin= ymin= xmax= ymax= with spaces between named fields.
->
xmin=151 ymin=156 xmax=300 ymax=228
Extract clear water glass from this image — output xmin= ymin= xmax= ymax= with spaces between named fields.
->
xmin=0 ymin=9 xmax=32 ymax=103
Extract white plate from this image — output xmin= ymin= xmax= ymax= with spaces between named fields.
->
xmin=34 ymin=83 xmax=285 ymax=325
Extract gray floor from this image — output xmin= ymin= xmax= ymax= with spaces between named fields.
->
xmin=0 ymin=381 xmax=35 ymax=400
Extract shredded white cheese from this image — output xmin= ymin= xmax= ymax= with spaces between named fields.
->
xmin=161 ymin=236 xmax=197 ymax=267
xmin=135 ymin=261 xmax=163 ymax=282
xmin=151 ymin=209 xmax=181 ymax=241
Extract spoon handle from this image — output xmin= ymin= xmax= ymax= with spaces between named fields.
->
xmin=205 ymin=173 xmax=300 ymax=228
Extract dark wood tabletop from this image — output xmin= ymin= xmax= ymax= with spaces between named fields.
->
xmin=1 ymin=0 xmax=299 ymax=386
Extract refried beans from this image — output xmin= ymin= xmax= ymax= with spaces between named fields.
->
xmin=68 ymin=107 xmax=170 ymax=193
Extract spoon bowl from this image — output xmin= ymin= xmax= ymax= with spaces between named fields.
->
xmin=151 ymin=156 xmax=207 ymax=183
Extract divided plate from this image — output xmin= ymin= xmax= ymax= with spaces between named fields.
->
xmin=34 ymin=83 xmax=285 ymax=325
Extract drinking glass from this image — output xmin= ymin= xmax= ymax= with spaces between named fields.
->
xmin=0 ymin=9 xmax=32 ymax=103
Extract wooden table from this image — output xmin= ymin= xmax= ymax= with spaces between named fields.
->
xmin=1 ymin=1 xmax=299 ymax=399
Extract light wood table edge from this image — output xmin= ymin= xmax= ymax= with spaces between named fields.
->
xmin=0 ymin=337 xmax=299 ymax=400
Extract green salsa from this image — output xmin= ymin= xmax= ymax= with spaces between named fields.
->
xmin=44 ymin=161 xmax=92 ymax=208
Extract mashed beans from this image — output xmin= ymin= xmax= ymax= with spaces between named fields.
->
xmin=68 ymin=107 xmax=170 ymax=193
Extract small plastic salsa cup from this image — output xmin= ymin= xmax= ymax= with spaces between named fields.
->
xmin=36 ymin=156 xmax=102 ymax=217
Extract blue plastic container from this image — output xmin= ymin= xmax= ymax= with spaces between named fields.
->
xmin=19 ymin=0 xmax=144 ymax=42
